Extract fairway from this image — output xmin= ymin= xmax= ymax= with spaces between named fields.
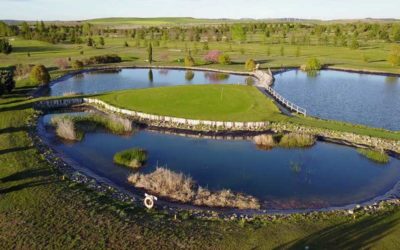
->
xmin=98 ymin=84 xmax=283 ymax=121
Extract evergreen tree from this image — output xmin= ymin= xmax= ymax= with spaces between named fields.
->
xmin=147 ymin=42 xmax=153 ymax=64
xmin=0 ymin=70 xmax=15 ymax=97
xmin=98 ymin=37 xmax=105 ymax=47
xmin=0 ymin=39 xmax=12 ymax=54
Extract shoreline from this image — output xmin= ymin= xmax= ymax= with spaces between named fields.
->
xmin=32 ymin=110 xmax=400 ymax=218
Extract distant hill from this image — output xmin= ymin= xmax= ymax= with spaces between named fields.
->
xmin=2 ymin=17 xmax=399 ymax=27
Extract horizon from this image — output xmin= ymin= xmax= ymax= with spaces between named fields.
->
xmin=1 ymin=0 xmax=399 ymax=21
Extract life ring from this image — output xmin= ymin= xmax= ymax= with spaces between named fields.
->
xmin=144 ymin=193 xmax=157 ymax=209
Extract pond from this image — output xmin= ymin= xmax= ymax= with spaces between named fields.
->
xmin=49 ymin=68 xmax=252 ymax=96
xmin=273 ymin=70 xmax=400 ymax=131
xmin=39 ymin=112 xmax=400 ymax=210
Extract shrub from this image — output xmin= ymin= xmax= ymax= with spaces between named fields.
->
xmin=184 ymin=53 xmax=195 ymax=67
xmin=30 ymin=64 xmax=50 ymax=85
xmin=71 ymin=60 xmax=84 ymax=70
xmin=357 ymin=148 xmax=390 ymax=164
xmin=245 ymin=58 xmax=256 ymax=71
xmin=86 ymin=55 xmax=122 ymax=65
xmin=279 ymin=133 xmax=316 ymax=148
xmin=128 ymin=167 xmax=260 ymax=209
xmin=14 ymin=64 xmax=33 ymax=80
xmin=113 ymin=148 xmax=148 ymax=169
xmin=388 ymin=45 xmax=400 ymax=66
xmin=0 ymin=38 xmax=12 ymax=54
xmin=55 ymin=58 xmax=69 ymax=70
xmin=218 ymin=54 xmax=231 ymax=65
xmin=302 ymin=58 xmax=322 ymax=71
xmin=0 ymin=70 xmax=15 ymax=96
xmin=204 ymin=50 xmax=221 ymax=63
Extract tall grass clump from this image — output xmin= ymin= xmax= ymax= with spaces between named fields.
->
xmin=53 ymin=117 xmax=81 ymax=141
xmin=253 ymin=134 xmax=276 ymax=150
xmin=357 ymin=148 xmax=390 ymax=164
xmin=128 ymin=167 xmax=260 ymax=209
xmin=113 ymin=148 xmax=148 ymax=169
xmin=278 ymin=133 xmax=316 ymax=148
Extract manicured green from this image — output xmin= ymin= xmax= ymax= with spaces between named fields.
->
xmin=98 ymin=85 xmax=283 ymax=122
xmin=357 ymin=148 xmax=390 ymax=164
xmin=113 ymin=148 xmax=148 ymax=169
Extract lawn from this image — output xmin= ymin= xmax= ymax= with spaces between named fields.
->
xmin=97 ymin=84 xmax=284 ymax=122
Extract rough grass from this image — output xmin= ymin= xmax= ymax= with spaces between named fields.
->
xmin=98 ymin=85 xmax=282 ymax=122
xmin=52 ymin=113 xmax=133 ymax=135
xmin=113 ymin=148 xmax=148 ymax=169
xmin=253 ymin=134 xmax=276 ymax=149
xmin=54 ymin=118 xmax=81 ymax=141
xmin=278 ymin=133 xmax=316 ymax=148
xmin=357 ymin=148 xmax=390 ymax=164
xmin=128 ymin=167 xmax=260 ymax=209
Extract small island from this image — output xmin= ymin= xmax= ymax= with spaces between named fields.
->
xmin=113 ymin=148 xmax=148 ymax=169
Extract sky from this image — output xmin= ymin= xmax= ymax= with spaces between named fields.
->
xmin=0 ymin=0 xmax=399 ymax=21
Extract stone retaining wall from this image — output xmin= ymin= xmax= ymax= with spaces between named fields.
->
xmin=34 ymin=98 xmax=400 ymax=154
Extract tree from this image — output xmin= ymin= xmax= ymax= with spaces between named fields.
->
xmin=30 ymin=65 xmax=50 ymax=85
xmin=349 ymin=37 xmax=360 ymax=50
xmin=245 ymin=59 xmax=256 ymax=71
xmin=280 ymin=46 xmax=285 ymax=56
xmin=184 ymin=50 xmax=195 ymax=67
xmin=87 ymin=37 xmax=94 ymax=47
xmin=0 ymin=70 xmax=15 ymax=97
xmin=388 ymin=45 xmax=400 ymax=66
xmin=98 ymin=37 xmax=105 ymax=47
xmin=230 ymin=24 xmax=246 ymax=43
xmin=147 ymin=42 xmax=153 ymax=64
xmin=218 ymin=54 xmax=231 ymax=65
xmin=0 ymin=39 xmax=12 ymax=54
xmin=124 ymin=41 xmax=129 ymax=47
xmin=296 ymin=46 xmax=301 ymax=57
xmin=302 ymin=58 xmax=322 ymax=71
xmin=391 ymin=25 xmax=400 ymax=42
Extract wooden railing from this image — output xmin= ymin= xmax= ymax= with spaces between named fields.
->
xmin=254 ymin=70 xmax=307 ymax=116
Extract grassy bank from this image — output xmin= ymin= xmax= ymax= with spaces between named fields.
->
xmin=357 ymin=148 xmax=390 ymax=164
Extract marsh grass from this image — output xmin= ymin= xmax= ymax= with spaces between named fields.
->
xmin=128 ymin=167 xmax=260 ymax=209
xmin=52 ymin=113 xmax=133 ymax=137
xmin=54 ymin=118 xmax=82 ymax=141
xmin=357 ymin=148 xmax=390 ymax=164
xmin=278 ymin=133 xmax=316 ymax=148
xmin=253 ymin=134 xmax=276 ymax=150
xmin=113 ymin=148 xmax=148 ymax=169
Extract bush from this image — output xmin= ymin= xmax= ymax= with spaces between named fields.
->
xmin=0 ymin=70 xmax=15 ymax=96
xmin=245 ymin=59 xmax=256 ymax=71
xmin=113 ymin=148 xmax=148 ymax=169
xmin=0 ymin=38 xmax=12 ymax=54
xmin=184 ymin=54 xmax=195 ymax=67
xmin=14 ymin=64 xmax=33 ymax=80
xmin=30 ymin=65 xmax=50 ymax=85
xmin=55 ymin=58 xmax=69 ymax=70
xmin=388 ymin=45 xmax=400 ymax=66
xmin=71 ymin=60 xmax=84 ymax=70
xmin=357 ymin=148 xmax=390 ymax=164
xmin=218 ymin=54 xmax=231 ymax=65
xmin=204 ymin=50 xmax=221 ymax=63
xmin=86 ymin=55 xmax=122 ymax=65
xmin=302 ymin=58 xmax=322 ymax=71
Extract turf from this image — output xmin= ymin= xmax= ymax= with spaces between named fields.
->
xmin=98 ymin=84 xmax=283 ymax=122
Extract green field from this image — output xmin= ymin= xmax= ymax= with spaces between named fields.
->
xmin=1 ymin=36 xmax=400 ymax=74
xmin=98 ymin=85 xmax=283 ymax=122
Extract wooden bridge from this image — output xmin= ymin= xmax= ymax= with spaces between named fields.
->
xmin=254 ymin=70 xmax=307 ymax=116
